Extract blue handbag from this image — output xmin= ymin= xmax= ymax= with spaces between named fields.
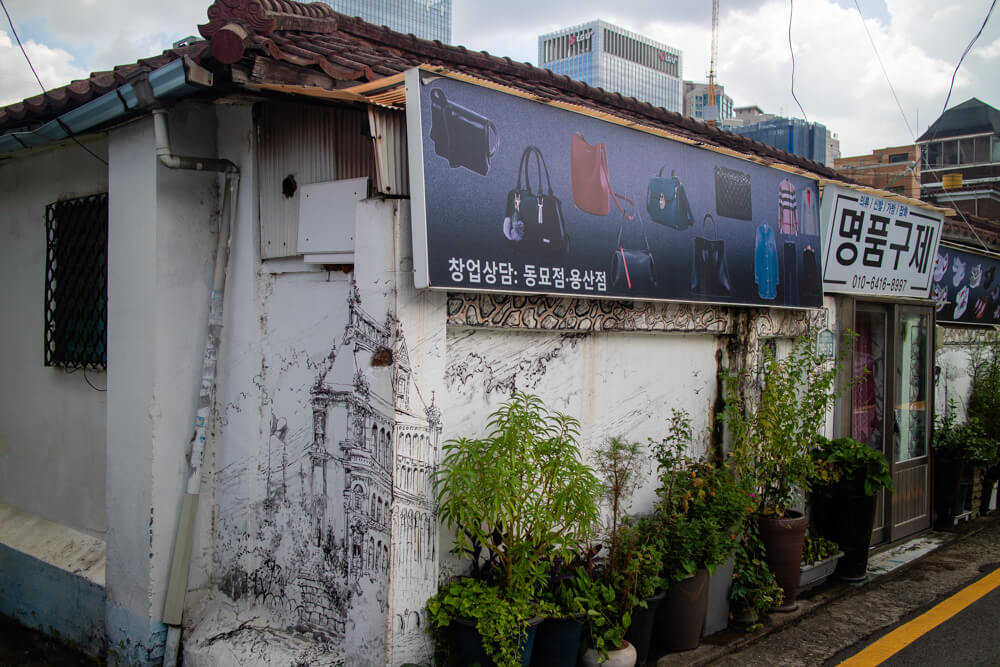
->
xmin=646 ymin=166 xmax=694 ymax=230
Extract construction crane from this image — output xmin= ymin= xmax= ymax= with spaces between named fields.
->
xmin=706 ymin=0 xmax=719 ymax=126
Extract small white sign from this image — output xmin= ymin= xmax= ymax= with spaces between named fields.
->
xmin=820 ymin=185 xmax=943 ymax=298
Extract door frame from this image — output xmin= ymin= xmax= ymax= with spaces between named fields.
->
xmin=836 ymin=296 xmax=934 ymax=544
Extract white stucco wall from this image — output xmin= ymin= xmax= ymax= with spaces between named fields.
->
xmin=0 ymin=138 xmax=109 ymax=538
xmin=106 ymin=103 xmax=220 ymax=663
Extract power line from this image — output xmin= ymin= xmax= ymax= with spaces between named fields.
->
xmin=0 ymin=0 xmax=108 ymax=166
xmin=852 ymin=0 xmax=915 ymax=140
xmin=941 ymin=0 xmax=997 ymax=116
xmin=787 ymin=0 xmax=808 ymax=123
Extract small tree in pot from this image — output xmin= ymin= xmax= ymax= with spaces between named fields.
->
xmin=426 ymin=392 xmax=602 ymax=667
xmin=723 ymin=331 xmax=845 ymax=611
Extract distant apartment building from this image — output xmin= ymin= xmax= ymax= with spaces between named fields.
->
xmin=917 ymin=98 xmax=1000 ymax=220
xmin=835 ymin=145 xmax=921 ymax=199
xmin=683 ymin=81 xmax=733 ymax=123
xmin=538 ymin=20 xmax=682 ymax=113
xmin=319 ymin=0 xmax=451 ymax=43
xmin=826 ymin=132 xmax=841 ymax=166
xmin=727 ymin=116 xmax=829 ymax=165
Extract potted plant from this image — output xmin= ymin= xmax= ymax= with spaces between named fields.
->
xmin=968 ymin=337 xmax=1000 ymax=514
xmin=427 ymin=392 xmax=602 ymax=667
xmin=577 ymin=435 xmax=657 ymax=667
xmin=798 ymin=536 xmax=842 ymax=591
xmin=729 ymin=519 xmax=783 ymax=628
xmin=648 ymin=409 xmax=748 ymax=652
xmin=810 ymin=436 xmax=893 ymax=580
xmin=723 ymin=331 xmax=844 ymax=611
xmin=932 ymin=402 xmax=992 ymax=529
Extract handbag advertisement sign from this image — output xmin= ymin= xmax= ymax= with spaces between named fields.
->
xmin=931 ymin=244 xmax=1000 ymax=324
xmin=819 ymin=184 xmax=943 ymax=298
xmin=405 ymin=68 xmax=824 ymax=308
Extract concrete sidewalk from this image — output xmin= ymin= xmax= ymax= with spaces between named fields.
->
xmin=655 ymin=513 xmax=1000 ymax=666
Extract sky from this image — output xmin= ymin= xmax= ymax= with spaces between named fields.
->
xmin=1 ymin=0 xmax=998 ymax=157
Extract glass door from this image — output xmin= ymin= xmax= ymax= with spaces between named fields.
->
xmin=851 ymin=304 xmax=932 ymax=544
xmin=853 ymin=307 xmax=889 ymax=544
xmin=891 ymin=308 xmax=932 ymax=539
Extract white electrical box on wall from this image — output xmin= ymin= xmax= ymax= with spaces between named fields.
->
xmin=297 ymin=177 xmax=369 ymax=264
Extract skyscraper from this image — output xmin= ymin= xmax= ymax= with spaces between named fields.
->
xmin=538 ymin=20 xmax=683 ymax=113
xmin=319 ymin=0 xmax=451 ymax=43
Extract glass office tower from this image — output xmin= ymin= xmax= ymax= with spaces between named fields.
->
xmin=538 ymin=20 xmax=683 ymax=113
xmin=320 ymin=0 xmax=452 ymax=43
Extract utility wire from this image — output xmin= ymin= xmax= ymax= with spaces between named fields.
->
xmin=0 ymin=0 xmax=108 ymax=166
xmin=923 ymin=0 xmax=998 ymax=254
xmin=788 ymin=0 xmax=808 ymax=123
xmin=853 ymin=0 xmax=915 ymax=140
xmin=941 ymin=0 xmax=997 ymax=116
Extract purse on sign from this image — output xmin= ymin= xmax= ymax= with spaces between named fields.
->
xmin=690 ymin=214 xmax=732 ymax=297
xmin=428 ymin=87 xmax=499 ymax=176
xmin=646 ymin=166 xmax=694 ymax=230
xmin=502 ymin=146 xmax=569 ymax=256
xmin=571 ymin=133 xmax=612 ymax=216
xmin=610 ymin=200 xmax=656 ymax=291
xmin=714 ymin=165 xmax=752 ymax=220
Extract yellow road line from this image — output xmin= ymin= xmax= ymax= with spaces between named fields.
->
xmin=838 ymin=567 xmax=1000 ymax=666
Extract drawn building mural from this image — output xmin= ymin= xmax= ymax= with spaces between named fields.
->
xmin=210 ymin=274 xmax=440 ymax=666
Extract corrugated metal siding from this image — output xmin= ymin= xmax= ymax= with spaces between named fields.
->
xmin=368 ymin=108 xmax=410 ymax=197
xmin=258 ymin=103 xmax=377 ymax=259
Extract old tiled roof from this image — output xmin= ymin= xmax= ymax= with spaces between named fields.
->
xmin=0 ymin=44 xmax=209 ymax=133
xmin=942 ymin=210 xmax=1000 ymax=252
xmin=0 ymin=0 xmax=840 ymax=180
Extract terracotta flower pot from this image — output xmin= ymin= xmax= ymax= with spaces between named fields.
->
xmin=655 ymin=568 xmax=710 ymax=652
xmin=757 ymin=510 xmax=807 ymax=612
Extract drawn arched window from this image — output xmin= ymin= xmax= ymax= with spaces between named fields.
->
xmin=368 ymin=536 xmax=375 ymax=572
xmin=370 ymin=424 xmax=377 ymax=451
xmin=370 ymin=494 xmax=376 ymax=518
xmin=379 ymin=428 xmax=387 ymax=466
xmin=384 ymin=544 xmax=390 ymax=573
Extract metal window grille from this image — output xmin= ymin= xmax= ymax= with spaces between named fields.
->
xmin=44 ymin=193 xmax=108 ymax=369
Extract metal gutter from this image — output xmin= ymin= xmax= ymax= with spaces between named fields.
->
xmin=0 ymin=57 xmax=211 ymax=155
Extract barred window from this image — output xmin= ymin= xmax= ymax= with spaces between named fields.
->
xmin=44 ymin=193 xmax=108 ymax=369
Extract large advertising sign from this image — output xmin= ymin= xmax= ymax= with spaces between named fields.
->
xmin=932 ymin=244 xmax=1000 ymax=324
xmin=820 ymin=184 xmax=943 ymax=298
xmin=405 ymin=69 xmax=824 ymax=308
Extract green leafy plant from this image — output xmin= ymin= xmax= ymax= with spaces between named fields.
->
xmin=968 ymin=334 xmax=1000 ymax=458
xmin=583 ymin=436 xmax=661 ymax=657
xmin=933 ymin=401 xmax=994 ymax=465
xmin=563 ymin=567 xmax=629 ymax=661
xmin=811 ymin=436 xmax=894 ymax=497
xmin=723 ymin=332 xmax=848 ymax=516
xmin=429 ymin=392 xmax=602 ymax=666
xmin=425 ymin=578 xmax=535 ymax=667
xmin=434 ymin=391 xmax=601 ymax=593
xmin=801 ymin=536 xmax=840 ymax=565
xmin=729 ymin=519 xmax=783 ymax=625
xmin=648 ymin=409 xmax=749 ymax=582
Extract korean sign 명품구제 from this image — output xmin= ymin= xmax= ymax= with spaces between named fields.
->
xmin=820 ymin=184 xmax=942 ymax=298
xmin=405 ymin=68 xmax=825 ymax=308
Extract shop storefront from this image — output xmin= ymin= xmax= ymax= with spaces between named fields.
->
xmin=821 ymin=185 xmax=944 ymax=543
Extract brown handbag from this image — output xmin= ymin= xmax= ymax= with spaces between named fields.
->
xmin=571 ymin=133 xmax=612 ymax=216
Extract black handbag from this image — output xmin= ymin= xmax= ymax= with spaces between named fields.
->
xmin=646 ymin=166 xmax=694 ymax=229
xmin=610 ymin=205 xmax=656 ymax=291
xmin=691 ymin=214 xmax=732 ymax=297
xmin=714 ymin=165 xmax=752 ymax=220
xmin=429 ymin=87 xmax=499 ymax=176
xmin=502 ymin=146 xmax=569 ymax=256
